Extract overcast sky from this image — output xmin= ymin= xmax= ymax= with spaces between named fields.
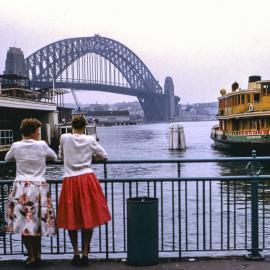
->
xmin=1 ymin=0 xmax=270 ymax=104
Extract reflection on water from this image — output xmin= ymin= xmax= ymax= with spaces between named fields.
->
xmin=1 ymin=121 xmax=270 ymax=255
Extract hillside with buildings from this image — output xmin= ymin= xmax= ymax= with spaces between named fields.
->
xmin=179 ymin=102 xmax=218 ymax=121
xmin=65 ymin=101 xmax=218 ymax=123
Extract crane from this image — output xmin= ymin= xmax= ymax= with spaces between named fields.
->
xmin=69 ymin=89 xmax=98 ymax=141
xmin=70 ymin=89 xmax=82 ymax=111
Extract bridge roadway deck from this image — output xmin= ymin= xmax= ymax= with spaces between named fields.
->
xmin=1 ymin=257 xmax=270 ymax=270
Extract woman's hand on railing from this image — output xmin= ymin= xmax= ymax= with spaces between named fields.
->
xmin=92 ymin=154 xmax=107 ymax=162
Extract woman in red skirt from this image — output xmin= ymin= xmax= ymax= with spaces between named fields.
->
xmin=57 ymin=115 xmax=111 ymax=266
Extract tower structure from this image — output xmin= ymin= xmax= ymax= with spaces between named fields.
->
xmin=164 ymin=76 xmax=178 ymax=120
xmin=4 ymin=47 xmax=27 ymax=76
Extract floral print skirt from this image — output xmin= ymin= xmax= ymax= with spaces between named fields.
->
xmin=5 ymin=181 xmax=56 ymax=236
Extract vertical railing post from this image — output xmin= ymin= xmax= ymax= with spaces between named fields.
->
xmin=177 ymin=162 xmax=181 ymax=178
xmin=0 ymin=183 xmax=6 ymax=255
xmin=177 ymin=161 xmax=181 ymax=258
xmin=104 ymin=161 xmax=109 ymax=260
xmin=247 ymin=150 xmax=263 ymax=260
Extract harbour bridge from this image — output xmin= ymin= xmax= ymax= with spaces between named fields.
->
xmin=24 ymin=35 xmax=180 ymax=121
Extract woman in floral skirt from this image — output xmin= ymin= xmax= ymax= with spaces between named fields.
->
xmin=5 ymin=118 xmax=57 ymax=266
xmin=57 ymin=115 xmax=111 ymax=266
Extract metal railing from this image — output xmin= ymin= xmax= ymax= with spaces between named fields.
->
xmin=0 ymin=130 xmax=13 ymax=146
xmin=226 ymin=130 xmax=270 ymax=136
xmin=1 ymin=151 xmax=270 ymax=259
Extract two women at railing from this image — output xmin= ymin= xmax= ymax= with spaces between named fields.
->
xmin=3 ymin=116 xmax=111 ymax=267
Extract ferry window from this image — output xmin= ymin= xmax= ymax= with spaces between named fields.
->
xmin=262 ymin=85 xmax=267 ymax=96
xmin=254 ymin=94 xmax=260 ymax=103
xmin=266 ymin=118 xmax=270 ymax=128
xmin=219 ymin=100 xmax=222 ymax=108
xmin=241 ymin=95 xmax=245 ymax=104
xmin=252 ymin=119 xmax=257 ymax=129
xmin=247 ymin=94 xmax=250 ymax=103
xmin=261 ymin=119 xmax=266 ymax=128
xmin=248 ymin=119 xmax=251 ymax=129
xmin=228 ymin=97 xmax=231 ymax=106
xmin=221 ymin=99 xmax=225 ymax=108
xmin=262 ymin=85 xmax=270 ymax=96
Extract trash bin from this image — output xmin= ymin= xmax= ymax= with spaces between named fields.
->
xmin=127 ymin=197 xmax=158 ymax=266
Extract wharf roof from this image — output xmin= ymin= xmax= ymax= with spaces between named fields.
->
xmin=89 ymin=110 xmax=130 ymax=116
xmin=0 ymin=74 xmax=29 ymax=80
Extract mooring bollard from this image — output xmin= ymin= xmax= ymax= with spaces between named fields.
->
xmin=169 ymin=123 xmax=186 ymax=150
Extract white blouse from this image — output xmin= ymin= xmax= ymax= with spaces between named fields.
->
xmin=5 ymin=139 xmax=57 ymax=182
xmin=59 ymin=133 xmax=108 ymax=178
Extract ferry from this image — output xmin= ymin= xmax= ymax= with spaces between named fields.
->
xmin=211 ymin=75 xmax=270 ymax=153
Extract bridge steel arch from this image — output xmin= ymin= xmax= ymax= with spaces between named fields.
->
xmin=25 ymin=35 xmax=175 ymax=121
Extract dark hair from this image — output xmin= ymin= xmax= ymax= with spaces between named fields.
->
xmin=72 ymin=115 xmax=87 ymax=129
xmin=20 ymin=118 xmax=42 ymax=137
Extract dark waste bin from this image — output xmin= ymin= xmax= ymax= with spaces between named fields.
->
xmin=127 ymin=197 xmax=158 ymax=266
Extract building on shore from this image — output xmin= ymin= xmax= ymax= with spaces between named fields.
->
xmin=179 ymin=102 xmax=218 ymax=121
xmin=87 ymin=110 xmax=138 ymax=126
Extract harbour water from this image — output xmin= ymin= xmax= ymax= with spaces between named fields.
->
xmin=91 ymin=120 xmax=256 ymax=179
xmin=0 ymin=121 xmax=258 ymax=181
xmin=44 ymin=120 xmax=245 ymax=180
xmin=1 ymin=121 xmax=270 ymax=258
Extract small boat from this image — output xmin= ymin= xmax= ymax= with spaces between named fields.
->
xmin=57 ymin=111 xmax=97 ymax=140
xmin=211 ymin=75 xmax=270 ymax=154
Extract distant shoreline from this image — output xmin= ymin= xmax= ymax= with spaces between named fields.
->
xmin=141 ymin=119 xmax=217 ymax=124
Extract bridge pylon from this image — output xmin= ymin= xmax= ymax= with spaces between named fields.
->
xmin=139 ymin=95 xmax=170 ymax=122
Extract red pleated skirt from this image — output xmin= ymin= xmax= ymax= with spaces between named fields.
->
xmin=57 ymin=173 xmax=111 ymax=230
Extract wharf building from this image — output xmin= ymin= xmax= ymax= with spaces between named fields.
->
xmin=87 ymin=110 xmax=138 ymax=126
xmin=0 ymin=47 xmax=71 ymax=157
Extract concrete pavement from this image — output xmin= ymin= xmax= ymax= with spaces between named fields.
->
xmin=1 ymin=257 xmax=270 ymax=270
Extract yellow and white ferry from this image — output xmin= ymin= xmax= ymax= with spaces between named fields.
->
xmin=211 ymin=75 xmax=270 ymax=153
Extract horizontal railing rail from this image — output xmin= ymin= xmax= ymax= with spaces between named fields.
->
xmin=1 ymin=156 xmax=270 ymax=166
xmin=1 ymin=151 xmax=270 ymax=259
